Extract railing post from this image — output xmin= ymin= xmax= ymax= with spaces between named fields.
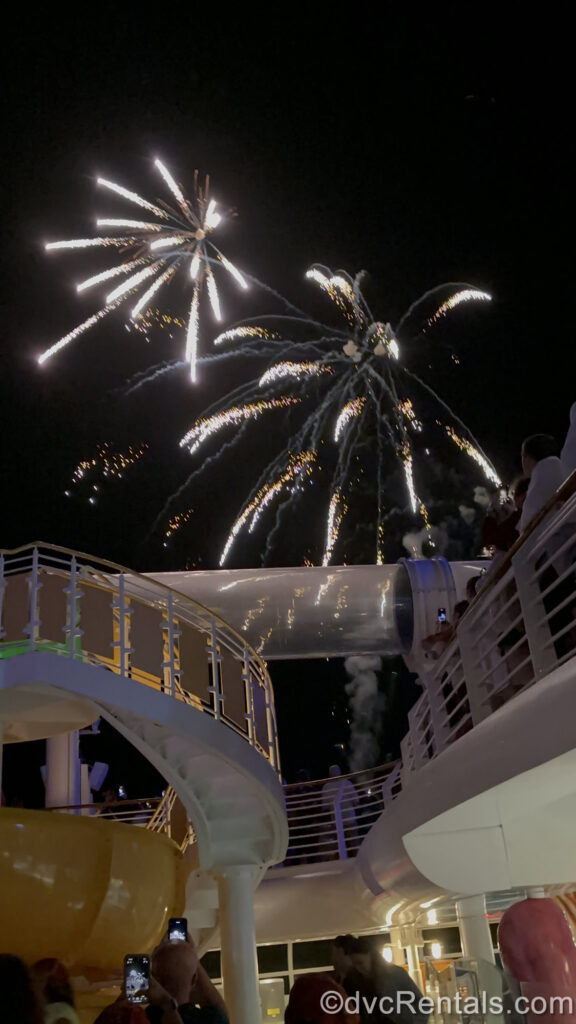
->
xmin=26 ymin=547 xmax=41 ymax=651
xmin=424 ymin=673 xmax=451 ymax=756
xmin=208 ymin=620 xmax=223 ymax=721
xmin=162 ymin=592 xmax=177 ymax=697
xmin=0 ymin=553 xmax=6 ymax=642
xmin=512 ymin=546 xmax=558 ymax=679
xmin=242 ymin=648 xmax=255 ymax=747
xmin=263 ymin=677 xmax=277 ymax=769
xmin=458 ymin=620 xmax=492 ymax=725
xmin=63 ymin=555 xmax=83 ymax=657
xmin=112 ymin=573 xmax=131 ymax=677
xmin=334 ymin=790 xmax=348 ymax=859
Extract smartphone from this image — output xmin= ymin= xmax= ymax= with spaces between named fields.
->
xmin=168 ymin=917 xmax=188 ymax=942
xmin=124 ymin=955 xmax=150 ymax=1003
xmin=437 ymin=607 xmax=447 ymax=624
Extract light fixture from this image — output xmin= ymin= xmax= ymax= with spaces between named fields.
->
xmin=385 ymin=902 xmax=403 ymax=926
xmin=431 ymin=942 xmax=442 ymax=960
xmin=381 ymin=947 xmax=393 ymax=963
xmin=427 ymin=909 xmax=438 ymax=925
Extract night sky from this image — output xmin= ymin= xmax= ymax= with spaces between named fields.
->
xmin=1 ymin=8 xmax=571 ymax=792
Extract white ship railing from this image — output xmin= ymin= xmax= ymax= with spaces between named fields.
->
xmin=278 ymin=762 xmax=400 ymax=865
xmin=47 ymin=787 xmax=196 ymax=853
xmin=0 ymin=543 xmax=280 ymax=774
xmin=276 ymin=475 xmax=576 ymax=866
xmin=405 ymin=474 xmax=576 ymax=769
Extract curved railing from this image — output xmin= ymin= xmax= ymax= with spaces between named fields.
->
xmin=277 ymin=763 xmax=400 ymax=866
xmin=401 ymin=473 xmax=576 ymax=772
xmin=0 ymin=544 xmax=280 ymax=773
xmin=47 ymin=787 xmax=196 ymax=853
xmin=274 ymin=474 xmax=576 ymax=858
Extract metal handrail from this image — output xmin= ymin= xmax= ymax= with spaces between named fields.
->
xmin=0 ymin=544 xmax=280 ymax=774
xmin=405 ymin=481 xmax=576 ymax=771
xmin=278 ymin=762 xmax=399 ymax=866
xmin=46 ymin=787 xmax=196 ymax=852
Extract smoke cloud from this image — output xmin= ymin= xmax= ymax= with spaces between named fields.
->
xmin=344 ymin=655 xmax=385 ymax=772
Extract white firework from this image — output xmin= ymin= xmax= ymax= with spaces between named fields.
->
xmin=41 ymin=158 xmax=249 ymax=380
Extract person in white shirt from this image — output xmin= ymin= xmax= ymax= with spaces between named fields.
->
xmin=561 ymin=402 xmax=576 ymax=474
xmin=519 ymin=434 xmax=568 ymax=532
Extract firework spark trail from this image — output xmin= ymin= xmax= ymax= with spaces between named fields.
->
xmin=260 ymin=379 xmax=355 ymax=564
xmin=77 ymin=259 xmax=146 ymax=293
xmin=123 ymin=341 xmax=287 ymax=396
xmin=42 ymin=158 xmax=252 ymax=377
xmin=444 ymin=425 xmax=502 ymax=486
xmin=198 ymin=262 xmax=496 ymax=566
xmin=38 ymin=299 xmax=123 ymax=364
xmin=165 ymin=507 xmax=195 ymax=540
xmin=427 ymin=288 xmax=492 ymax=325
xmin=395 ymin=281 xmax=492 ymax=336
xmin=220 ymin=451 xmax=317 ymax=565
xmin=97 ymin=177 xmax=169 ymax=219
xmin=322 ymin=487 xmax=346 ymax=565
xmin=148 ymin=366 xmax=296 ymax=534
xmin=404 ymin=368 xmax=498 ymax=477
xmin=334 ymin=397 xmax=366 ymax=441
xmin=214 ymin=326 xmax=278 ymax=346
xmin=66 ymin=442 xmax=149 ymax=503
xmin=259 ymin=361 xmax=334 ymax=388
xmin=148 ymin=420 xmax=259 ymax=542
xmin=180 ymin=398 xmax=301 ymax=454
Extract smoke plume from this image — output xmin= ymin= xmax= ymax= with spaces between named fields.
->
xmin=344 ymin=655 xmax=385 ymax=772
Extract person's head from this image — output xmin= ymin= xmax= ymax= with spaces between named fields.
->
xmin=329 ymin=765 xmax=342 ymax=778
xmin=350 ymin=936 xmax=375 ymax=978
xmin=454 ymin=600 xmax=469 ymax=624
xmin=285 ymin=974 xmax=353 ymax=1023
xmin=31 ymin=957 xmax=75 ymax=1007
xmin=521 ymin=435 xmax=558 ymax=476
xmin=152 ymin=941 xmax=198 ymax=1006
xmin=332 ymin=934 xmax=355 ymax=977
xmin=511 ymin=476 xmax=530 ymax=510
xmin=0 ymin=954 xmax=43 ymax=1024
xmin=465 ymin=575 xmax=481 ymax=602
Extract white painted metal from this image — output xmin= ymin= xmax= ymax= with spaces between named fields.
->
xmin=0 ymin=544 xmax=278 ymax=773
xmin=218 ymin=866 xmax=261 ymax=1024
xmin=280 ymin=764 xmax=398 ymax=866
xmin=45 ymin=732 xmax=81 ymax=808
xmin=456 ymin=895 xmax=495 ymax=964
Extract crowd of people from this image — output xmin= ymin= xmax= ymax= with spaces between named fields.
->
xmin=1 ymin=930 xmax=434 ymax=1023
xmin=0 ymin=934 xmax=228 ymax=1024
xmin=422 ymin=416 xmax=576 ymax=663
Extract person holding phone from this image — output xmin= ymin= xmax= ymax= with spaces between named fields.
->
xmin=146 ymin=933 xmax=229 ymax=1024
xmin=96 ymin=964 xmax=185 ymax=1024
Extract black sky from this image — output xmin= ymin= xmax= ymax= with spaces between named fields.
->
xmin=1 ymin=7 xmax=572 ymax=782
xmin=2 ymin=6 xmax=572 ymax=562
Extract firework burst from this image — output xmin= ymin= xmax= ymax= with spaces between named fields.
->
xmin=169 ymin=266 xmax=497 ymax=566
xmin=65 ymin=441 xmax=148 ymax=503
xmin=41 ymin=160 xmax=249 ymax=381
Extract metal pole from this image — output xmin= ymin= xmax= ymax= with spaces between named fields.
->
xmin=218 ymin=866 xmax=260 ymax=1024
xmin=243 ymin=649 xmax=255 ymax=746
xmin=456 ymin=894 xmax=495 ymax=964
xmin=334 ymin=790 xmax=347 ymax=860
xmin=28 ymin=547 xmax=41 ymax=652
